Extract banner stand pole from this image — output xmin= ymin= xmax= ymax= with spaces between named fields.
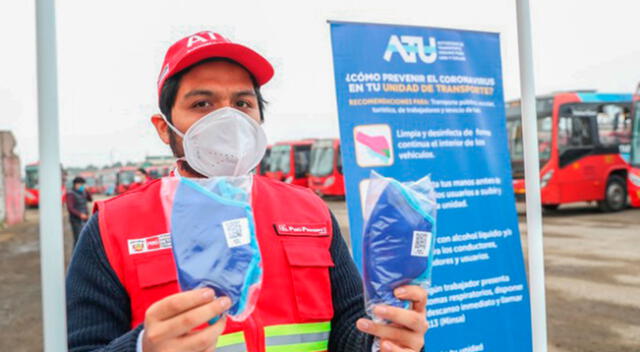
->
xmin=35 ymin=0 xmax=68 ymax=350
xmin=515 ymin=0 xmax=548 ymax=351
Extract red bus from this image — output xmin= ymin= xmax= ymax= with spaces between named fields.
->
xmin=24 ymin=162 xmax=67 ymax=207
xmin=308 ymin=138 xmax=345 ymax=197
xmin=24 ymin=163 xmax=40 ymax=208
xmin=628 ymin=87 xmax=640 ymax=207
xmin=507 ymin=91 xmax=634 ymax=212
xmin=265 ymin=140 xmax=314 ymax=187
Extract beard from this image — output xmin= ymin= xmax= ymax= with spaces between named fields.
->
xmin=168 ymin=130 xmax=205 ymax=178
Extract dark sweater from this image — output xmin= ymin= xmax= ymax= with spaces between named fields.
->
xmin=66 ymin=212 xmax=373 ymax=352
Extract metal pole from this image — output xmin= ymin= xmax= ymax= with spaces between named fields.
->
xmin=515 ymin=0 xmax=548 ymax=351
xmin=35 ymin=0 xmax=67 ymax=350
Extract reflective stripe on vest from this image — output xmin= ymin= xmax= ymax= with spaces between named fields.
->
xmin=215 ymin=322 xmax=331 ymax=352
xmin=216 ymin=331 xmax=247 ymax=352
xmin=264 ymin=322 xmax=331 ymax=352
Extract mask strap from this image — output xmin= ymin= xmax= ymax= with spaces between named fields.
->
xmin=160 ymin=113 xmax=185 ymax=138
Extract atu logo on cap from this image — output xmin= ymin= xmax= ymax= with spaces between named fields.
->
xmin=186 ymin=32 xmax=227 ymax=48
xmin=383 ymin=35 xmax=437 ymax=64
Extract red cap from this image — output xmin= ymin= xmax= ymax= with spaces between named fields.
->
xmin=157 ymin=31 xmax=274 ymax=96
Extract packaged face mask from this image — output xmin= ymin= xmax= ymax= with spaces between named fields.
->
xmin=362 ymin=171 xmax=437 ymax=319
xmin=161 ymin=176 xmax=262 ymax=322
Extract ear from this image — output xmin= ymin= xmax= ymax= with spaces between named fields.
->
xmin=151 ymin=114 xmax=171 ymax=145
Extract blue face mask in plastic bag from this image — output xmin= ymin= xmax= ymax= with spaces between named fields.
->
xmin=362 ymin=171 xmax=437 ymax=318
xmin=161 ymin=176 xmax=262 ymax=322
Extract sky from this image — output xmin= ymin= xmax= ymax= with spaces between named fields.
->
xmin=1 ymin=0 xmax=639 ymax=168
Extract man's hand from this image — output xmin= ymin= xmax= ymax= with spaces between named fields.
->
xmin=142 ymin=288 xmax=230 ymax=352
xmin=356 ymin=285 xmax=428 ymax=352
xmin=80 ymin=213 xmax=89 ymax=221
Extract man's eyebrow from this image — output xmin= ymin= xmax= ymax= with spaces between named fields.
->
xmin=233 ymin=90 xmax=257 ymax=98
xmin=183 ymin=89 xmax=215 ymax=99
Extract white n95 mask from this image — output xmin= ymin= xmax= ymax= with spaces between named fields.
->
xmin=162 ymin=107 xmax=267 ymax=177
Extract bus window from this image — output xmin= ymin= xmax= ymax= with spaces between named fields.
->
xmin=26 ymin=168 xmax=39 ymax=189
xmin=505 ymin=98 xmax=553 ymax=164
xmin=294 ymin=145 xmax=311 ymax=178
xmin=559 ymin=115 xmax=594 ymax=151
xmin=269 ymin=145 xmax=291 ymax=174
xmin=597 ymin=104 xmax=632 ymax=146
xmin=310 ymin=145 xmax=334 ymax=177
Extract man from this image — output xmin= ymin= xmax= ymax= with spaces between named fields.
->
xmin=129 ymin=168 xmax=151 ymax=191
xmin=66 ymin=31 xmax=428 ymax=352
xmin=66 ymin=176 xmax=92 ymax=246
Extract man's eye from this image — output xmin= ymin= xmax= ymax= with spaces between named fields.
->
xmin=236 ymin=100 xmax=251 ymax=108
xmin=193 ymin=101 xmax=211 ymax=108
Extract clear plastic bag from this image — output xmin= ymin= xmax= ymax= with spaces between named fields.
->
xmin=160 ymin=176 xmax=262 ymax=322
xmin=362 ymin=171 xmax=437 ymax=320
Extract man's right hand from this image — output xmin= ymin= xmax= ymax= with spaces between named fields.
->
xmin=142 ymin=288 xmax=230 ymax=352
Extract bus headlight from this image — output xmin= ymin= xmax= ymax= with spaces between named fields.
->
xmin=540 ymin=170 xmax=554 ymax=188
xmin=285 ymin=176 xmax=293 ymax=184
xmin=324 ymin=176 xmax=335 ymax=187
xmin=630 ymin=172 xmax=640 ymax=187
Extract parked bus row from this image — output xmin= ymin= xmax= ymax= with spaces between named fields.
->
xmin=24 ymin=162 xmax=174 ymax=208
xmin=256 ymin=138 xmax=346 ymax=197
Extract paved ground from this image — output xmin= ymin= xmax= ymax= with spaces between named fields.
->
xmin=1 ymin=200 xmax=638 ymax=351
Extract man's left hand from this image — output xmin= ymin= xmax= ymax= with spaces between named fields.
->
xmin=356 ymin=285 xmax=428 ymax=352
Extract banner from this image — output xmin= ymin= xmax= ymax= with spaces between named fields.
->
xmin=329 ymin=21 xmax=532 ymax=351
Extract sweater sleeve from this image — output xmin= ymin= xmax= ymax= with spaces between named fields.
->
xmin=66 ymin=213 xmax=141 ymax=352
xmin=327 ymin=213 xmax=374 ymax=352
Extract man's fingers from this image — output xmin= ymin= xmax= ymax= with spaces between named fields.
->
xmin=373 ymin=305 xmax=428 ymax=334
xmin=356 ymin=319 xmax=423 ymax=350
xmin=155 ymin=297 xmax=230 ymax=338
xmin=380 ymin=340 xmax=414 ymax=352
xmin=394 ymin=286 xmax=427 ymax=313
xmin=177 ymin=316 xmax=227 ymax=352
xmin=147 ymin=288 xmax=216 ymax=322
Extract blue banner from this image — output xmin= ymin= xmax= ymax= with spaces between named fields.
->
xmin=329 ymin=21 xmax=532 ymax=351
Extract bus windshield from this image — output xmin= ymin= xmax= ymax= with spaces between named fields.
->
xmin=85 ymin=177 xmax=96 ymax=187
xmin=632 ymin=101 xmax=640 ymax=167
xmin=26 ymin=168 xmax=39 ymax=189
xmin=258 ymin=149 xmax=271 ymax=175
xmin=506 ymin=98 xmax=553 ymax=163
xmin=118 ymin=170 xmax=135 ymax=185
xmin=310 ymin=146 xmax=334 ymax=177
xmin=269 ymin=145 xmax=291 ymax=173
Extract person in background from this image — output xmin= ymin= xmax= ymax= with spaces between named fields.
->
xmin=129 ymin=168 xmax=151 ymax=190
xmin=66 ymin=176 xmax=92 ymax=247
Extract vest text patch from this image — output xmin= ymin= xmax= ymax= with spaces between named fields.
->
xmin=128 ymin=233 xmax=172 ymax=254
xmin=274 ymin=223 xmax=329 ymax=237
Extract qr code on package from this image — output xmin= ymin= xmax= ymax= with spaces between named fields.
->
xmin=222 ymin=218 xmax=251 ymax=248
xmin=411 ymin=231 xmax=432 ymax=257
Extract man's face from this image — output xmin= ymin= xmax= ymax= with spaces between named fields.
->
xmin=153 ymin=60 xmax=261 ymax=159
xmin=74 ymin=182 xmax=84 ymax=190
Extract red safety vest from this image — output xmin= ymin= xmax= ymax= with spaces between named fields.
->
xmin=96 ymin=175 xmax=335 ymax=352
